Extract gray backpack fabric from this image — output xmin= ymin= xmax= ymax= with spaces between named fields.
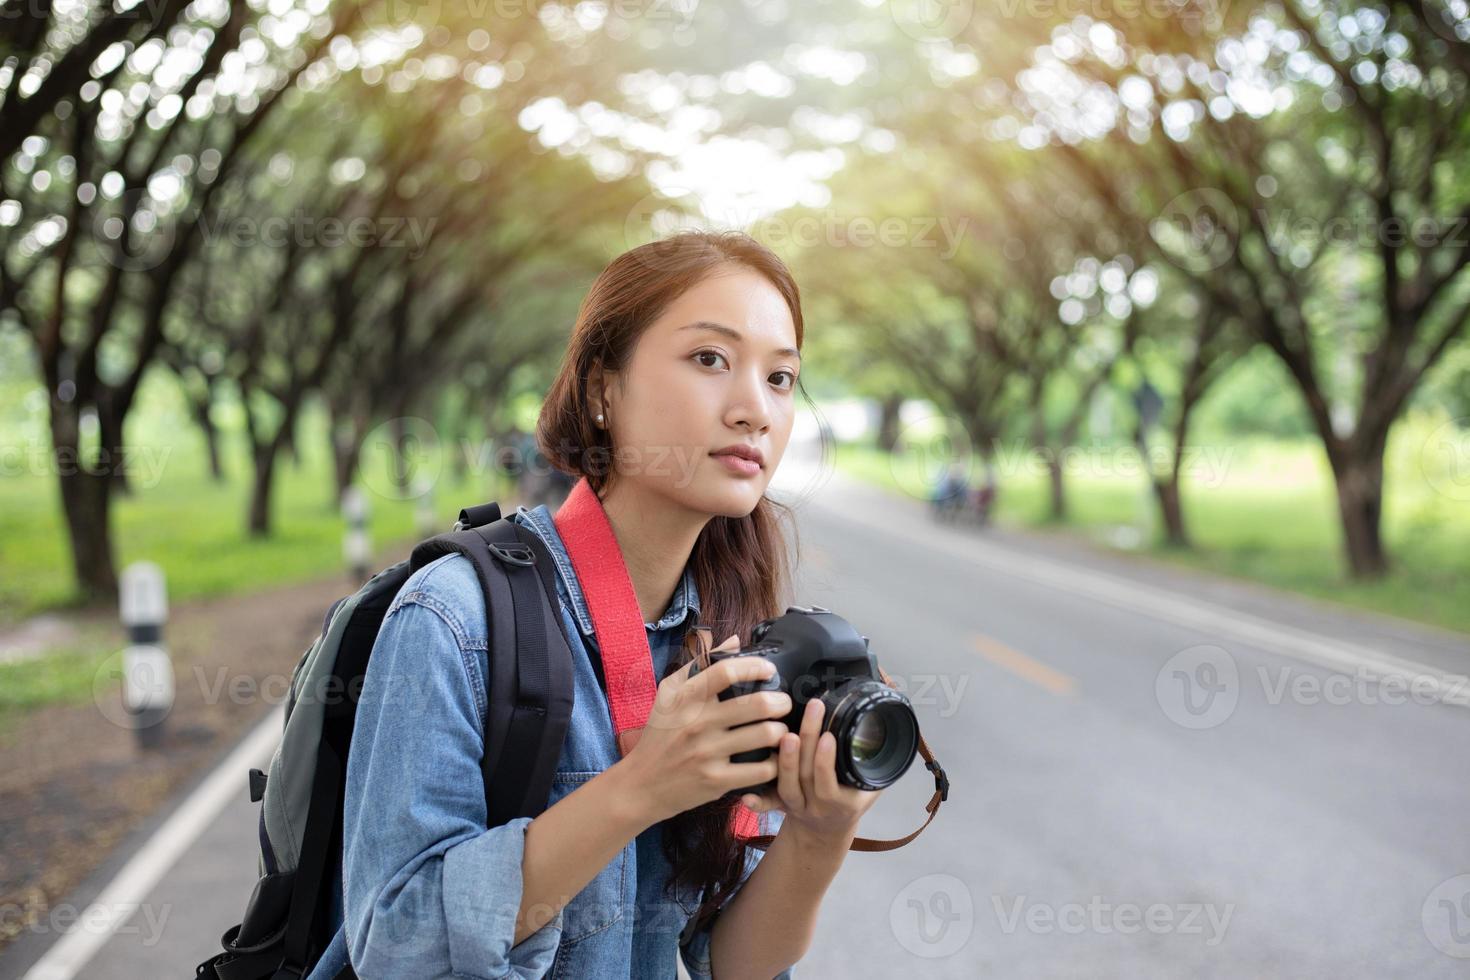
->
xmin=195 ymin=502 xmax=576 ymax=980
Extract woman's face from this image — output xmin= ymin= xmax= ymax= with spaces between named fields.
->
xmin=593 ymin=265 xmax=800 ymax=518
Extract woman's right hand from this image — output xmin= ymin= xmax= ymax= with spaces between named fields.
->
xmin=619 ymin=633 xmax=792 ymax=825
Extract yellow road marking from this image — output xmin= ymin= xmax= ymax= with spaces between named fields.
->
xmin=970 ymin=633 xmax=1078 ymax=697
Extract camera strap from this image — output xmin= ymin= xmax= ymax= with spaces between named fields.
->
xmin=553 ymin=476 xmax=763 ymax=841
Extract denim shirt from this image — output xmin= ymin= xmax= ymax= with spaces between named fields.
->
xmin=304 ymin=504 xmax=790 ymax=980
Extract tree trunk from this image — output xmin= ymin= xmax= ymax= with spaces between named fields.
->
xmin=98 ymin=398 xmax=133 ymax=498
xmin=388 ymin=410 xmax=414 ymax=494
xmin=1328 ymin=446 xmax=1388 ymax=578
xmin=281 ymin=416 xmax=300 ymax=469
xmin=192 ymin=396 xmax=225 ymax=482
xmin=1152 ymin=478 xmax=1188 ymax=548
xmin=50 ymin=406 xmax=120 ymax=602
xmin=448 ymin=409 xmax=472 ymax=483
xmin=1027 ymin=375 xmax=1066 ymax=522
xmin=1046 ymin=456 xmax=1066 ymax=522
xmin=877 ymin=393 xmax=903 ymax=453
xmin=1155 ymin=384 xmax=1200 ymax=550
xmin=333 ymin=432 xmax=362 ymax=506
xmin=248 ymin=445 xmax=277 ymax=537
xmin=108 ymin=458 xmax=133 ymax=497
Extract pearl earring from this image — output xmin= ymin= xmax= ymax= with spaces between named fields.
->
xmin=595 ymin=413 xmax=604 ymax=425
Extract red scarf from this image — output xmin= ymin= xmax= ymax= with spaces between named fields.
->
xmin=554 ymin=477 xmax=761 ymax=841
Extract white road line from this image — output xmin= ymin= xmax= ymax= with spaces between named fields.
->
xmin=818 ymin=493 xmax=1470 ymax=708
xmin=23 ymin=706 xmax=283 ymax=980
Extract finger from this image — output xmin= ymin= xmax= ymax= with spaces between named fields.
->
xmin=715 ymin=719 xmax=788 ymax=756
xmin=647 ymin=658 xmax=715 ymax=729
xmin=814 ymin=730 xmax=840 ymax=801
xmin=652 ymin=655 xmax=700 ymax=704
xmin=740 ymin=791 xmax=783 ymax=814
xmin=709 ymin=688 xmax=792 ymax=728
xmin=715 ymin=759 xmax=778 ymax=794
xmin=666 ymin=634 xmax=739 ymax=691
xmin=775 ymin=732 xmax=804 ymax=811
xmin=798 ymin=698 xmax=823 ymax=803
xmin=688 ymin=654 xmax=776 ymax=703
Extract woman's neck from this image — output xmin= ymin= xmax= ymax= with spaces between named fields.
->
xmin=598 ymin=480 xmax=708 ymax=625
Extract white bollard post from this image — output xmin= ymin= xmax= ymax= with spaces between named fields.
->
xmin=342 ymin=486 xmax=372 ymax=583
xmin=119 ymin=562 xmax=174 ymax=749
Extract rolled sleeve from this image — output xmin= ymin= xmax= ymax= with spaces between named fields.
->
xmin=442 ymin=816 xmax=564 ymax=977
xmin=678 ymin=810 xmax=794 ymax=980
xmin=343 ymin=592 xmax=563 ymax=979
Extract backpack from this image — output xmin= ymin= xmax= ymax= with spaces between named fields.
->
xmin=194 ymin=501 xmax=576 ymax=980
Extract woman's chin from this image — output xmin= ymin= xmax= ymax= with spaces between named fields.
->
xmin=682 ymin=475 xmax=767 ymax=519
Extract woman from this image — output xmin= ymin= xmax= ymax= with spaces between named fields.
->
xmin=312 ymin=230 xmax=882 ymax=980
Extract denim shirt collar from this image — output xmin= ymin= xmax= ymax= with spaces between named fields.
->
xmin=513 ymin=503 xmax=701 ymax=636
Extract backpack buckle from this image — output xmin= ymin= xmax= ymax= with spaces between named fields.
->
xmin=488 ymin=541 xmax=536 ymax=567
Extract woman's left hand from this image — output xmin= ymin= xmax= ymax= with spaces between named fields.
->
xmin=738 ymin=698 xmax=883 ymax=843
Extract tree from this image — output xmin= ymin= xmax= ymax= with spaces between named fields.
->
xmin=0 ymin=0 xmax=362 ymax=599
xmin=1003 ymin=5 xmax=1470 ymax=576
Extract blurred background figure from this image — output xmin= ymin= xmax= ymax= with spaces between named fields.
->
xmin=931 ymin=461 xmax=971 ymax=524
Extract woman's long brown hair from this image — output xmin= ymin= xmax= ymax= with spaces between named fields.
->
xmin=535 ymin=229 xmax=808 ymax=933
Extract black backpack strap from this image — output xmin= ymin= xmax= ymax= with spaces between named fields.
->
xmin=410 ymin=513 xmax=575 ymax=827
xmin=476 ymin=520 xmax=575 ymax=826
xmin=273 ymin=740 xmax=343 ymax=980
xmin=454 ymin=502 xmax=501 ymax=530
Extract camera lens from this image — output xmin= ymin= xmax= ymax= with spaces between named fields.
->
xmin=822 ymin=682 xmax=919 ymax=791
xmin=850 ymin=710 xmax=886 ymax=761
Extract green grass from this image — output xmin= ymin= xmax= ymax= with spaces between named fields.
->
xmin=0 ymin=638 xmax=112 ymax=731
xmin=837 ymin=413 xmax=1470 ymax=635
xmin=0 ymin=370 xmax=513 ymax=627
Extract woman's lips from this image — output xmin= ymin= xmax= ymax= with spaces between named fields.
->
xmin=712 ymin=453 xmax=761 ymax=477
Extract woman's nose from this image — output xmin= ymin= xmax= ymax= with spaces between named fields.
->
xmin=726 ymin=369 xmax=773 ymax=432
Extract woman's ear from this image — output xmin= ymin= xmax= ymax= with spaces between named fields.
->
xmin=586 ymin=360 xmax=609 ymax=427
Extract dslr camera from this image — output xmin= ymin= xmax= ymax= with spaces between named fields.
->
xmin=689 ymin=605 xmax=919 ymax=794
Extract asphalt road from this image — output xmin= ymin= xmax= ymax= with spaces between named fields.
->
xmin=791 ymin=472 xmax=1470 ymax=978
xmin=8 ymin=466 xmax=1469 ymax=979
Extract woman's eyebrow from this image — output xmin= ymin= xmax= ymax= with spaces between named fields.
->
xmin=677 ymin=320 xmax=801 ymax=360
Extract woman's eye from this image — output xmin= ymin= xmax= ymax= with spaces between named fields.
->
xmin=694 ymin=349 xmax=796 ymax=390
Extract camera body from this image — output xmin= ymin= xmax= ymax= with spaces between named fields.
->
xmin=690 ymin=605 xmax=918 ymax=795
